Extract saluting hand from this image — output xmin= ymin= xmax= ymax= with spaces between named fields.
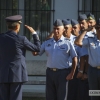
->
xmin=84 ymin=25 xmax=95 ymax=32
xmin=25 ymin=25 xmax=36 ymax=34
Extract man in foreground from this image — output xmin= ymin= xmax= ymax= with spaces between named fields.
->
xmin=0 ymin=15 xmax=40 ymax=100
xmin=33 ymin=19 xmax=77 ymax=100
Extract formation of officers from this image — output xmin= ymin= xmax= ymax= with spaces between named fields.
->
xmin=0 ymin=13 xmax=100 ymax=100
xmin=33 ymin=13 xmax=100 ymax=100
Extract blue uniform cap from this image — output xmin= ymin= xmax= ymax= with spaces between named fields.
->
xmin=5 ymin=15 xmax=22 ymax=23
xmin=62 ymin=19 xmax=71 ymax=26
xmin=87 ymin=13 xmax=95 ymax=20
xmin=53 ymin=19 xmax=63 ymax=26
xmin=71 ymin=19 xmax=79 ymax=26
xmin=78 ymin=14 xmax=87 ymax=21
xmin=96 ymin=18 xmax=100 ymax=26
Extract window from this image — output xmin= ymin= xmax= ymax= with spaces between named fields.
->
xmin=78 ymin=0 xmax=100 ymax=19
xmin=92 ymin=0 xmax=100 ymax=19
xmin=0 ymin=0 xmax=55 ymax=43
xmin=24 ymin=0 xmax=55 ymax=43
xmin=0 ymin=0 xmax=19 ymax=33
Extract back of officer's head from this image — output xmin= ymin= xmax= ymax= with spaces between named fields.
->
xmin=5 ymin=15 xmax=22 ymax=30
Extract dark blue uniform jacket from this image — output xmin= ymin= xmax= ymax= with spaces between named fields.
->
xmin=0 ymin=30 xmax=40 ymax=83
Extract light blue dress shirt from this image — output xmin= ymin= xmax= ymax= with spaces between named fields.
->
xmin=80 ymin=30 xmax=96 ymax=57
xmin=39 ymin=35 xmax=77 ymax=69
xmin=79 ymin=31 xmax=96 ymax=57
xmin=82 ymin=34 xmax=100 ymax=67
xmin=67 ymin=34 xmax=88 ymax=67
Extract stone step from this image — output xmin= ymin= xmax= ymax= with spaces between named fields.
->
xmin=22 ymin=85 xmax=46 ymax=97
xmin=24 ymin=76 xmax=46 ymax=85
xmin=23 ymin=97 xmax=45 ymax=100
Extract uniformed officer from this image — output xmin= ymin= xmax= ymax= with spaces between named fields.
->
xmin=77 ymin=14 xmax=91 ymax=100
xmin=33 ymin=19 xmax=77 ymax=100
xmin=62 ymin=19 xmax=88 ymax=100
xmin=71 ymin=18 xmax=88 ymax=79
xmin=75 ymin=18 xmax=100 ymax=100
xmin=71 ymin=18 xmax=91 ymax=100
xmin=78 ymin=14 xmax=89 ymax=77
xmin=71 ymin=18 xmax=89 ymax=74
xmin=0 ymin=15 xmax=40 ymax=100
xmin=62 ymin=19 xmax=78 ymax=100
xmin=87 ymin=13 xmax=96 ymax=34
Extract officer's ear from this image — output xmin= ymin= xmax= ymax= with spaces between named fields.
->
xmin=17 ymin=23 xmax=21 ymax=29
xmin=14 ymin=25 xmax=18 ymax=30
xmin=15 ymin=24 xmax=20 ymax=33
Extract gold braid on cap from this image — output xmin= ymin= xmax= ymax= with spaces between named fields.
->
xmin=87 ymin=16 xmax=94 ymax=20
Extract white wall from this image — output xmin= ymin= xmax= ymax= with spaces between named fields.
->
xmin=54 ymin=0 xmax=78 ymax=20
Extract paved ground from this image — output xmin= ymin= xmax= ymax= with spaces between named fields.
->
xmin=22 ymin=76 xmax=46 ymax=98
xmin=23 ymin=85 xmax=46 ymax=97
xmin=23 ymin=97 xmax=45 ymax=100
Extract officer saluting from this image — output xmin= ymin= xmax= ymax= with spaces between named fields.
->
xmin=75 ymin=18 xmax=100 ymax=100
xmin=0 ymin=15 xmax=40 ymax=100
xmin=87 ymin=13 xmax=96 ymax=34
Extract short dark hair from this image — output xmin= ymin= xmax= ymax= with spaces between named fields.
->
xmin=7 ymin=22 xmax=19 ymax=29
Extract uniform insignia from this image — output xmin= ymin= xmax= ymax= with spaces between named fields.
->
xmin=47 ymin=44 xmax=51 ymax=47
xmin=59 ymin=45 xmax=65 ymax=49
xmin=88 ymin=16 xmax=93 ymax=20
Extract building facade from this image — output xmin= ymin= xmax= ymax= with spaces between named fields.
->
xmin=0 ymin=0 xmax=100 ymax=75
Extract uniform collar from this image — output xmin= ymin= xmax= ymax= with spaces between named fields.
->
xmin=52 ymin=35 xmax=65 ymax=42
xmin=65 ymin=34 xmax=76 ymax=41
xmin=6 ymin=30 xmax=17 ymax=35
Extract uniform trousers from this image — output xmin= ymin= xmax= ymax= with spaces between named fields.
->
xmin=67 ymin=67 xmax=78 ymax=100
xmin=0 ymin=82 xmax=23 ymax=100
xmin=88 ymin=65 xmax=100 ymax=100
xmin=46 ymin=68 xmax=70 ymax=100
xmin=77 ymin=79 xmax=90 ymax=100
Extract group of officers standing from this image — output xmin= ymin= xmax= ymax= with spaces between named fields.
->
xmin=34 ymin=13 xmax=99 ymax=100
xmin=0 ymin=13 xmax=100 ymax=100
